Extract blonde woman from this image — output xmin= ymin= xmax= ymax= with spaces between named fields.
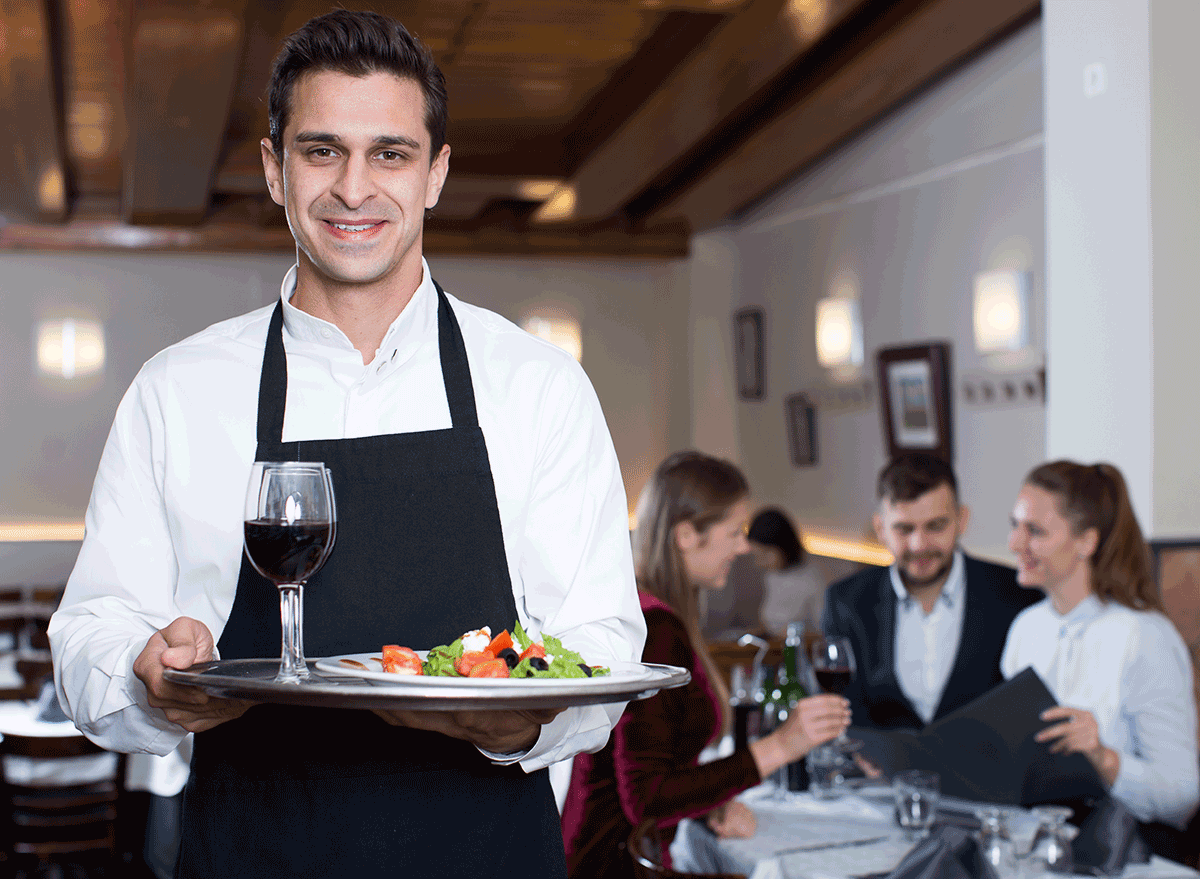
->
xmin=562 ymin=451 xmax=850 ymax=877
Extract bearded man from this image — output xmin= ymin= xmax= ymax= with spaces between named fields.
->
xmin=822 ymin=453 xmax=1039 ymax=730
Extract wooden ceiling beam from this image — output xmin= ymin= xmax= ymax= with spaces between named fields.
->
xmin=0 ymin=0 xmax=68 ymax=222
xmin=533 ymin=0 xmax=872 ymax=225
xmin=648 ymin=0 xmax=1040 ymax=229
xmin=123 ymin=0 xmax=247 ymax=224
xmin=0 ymin=215 xmax=688 ymax=258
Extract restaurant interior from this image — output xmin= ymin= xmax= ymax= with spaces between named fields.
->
xmin=1 ymin=0 xmax=1198 ymax=876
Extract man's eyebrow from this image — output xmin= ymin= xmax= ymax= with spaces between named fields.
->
xmin=292 ymin=131 xmax=422 ymax=151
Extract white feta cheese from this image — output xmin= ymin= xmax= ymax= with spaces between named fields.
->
xmin=461 ymin=627 xmax=492 ymax=653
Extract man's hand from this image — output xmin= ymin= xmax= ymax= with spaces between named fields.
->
xmin=132 ymin=617 xmax=253 ymax=733
xmin=372 ymin=707 xmax=564 ymax=754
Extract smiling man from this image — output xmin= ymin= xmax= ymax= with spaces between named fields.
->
xmin=821 ymin=453 xmax=1038 ymax=730
xmin=49 ymin=11 xmax=644 ymax=877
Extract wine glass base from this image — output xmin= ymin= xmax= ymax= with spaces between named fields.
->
xmin=273 ymin=666 xmax=311 ymax=684
xmin=834 ymin=736 xmax=864 ymax=753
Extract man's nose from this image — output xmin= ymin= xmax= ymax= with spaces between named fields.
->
xmin=331 ymin=154 xmax=375 ymax=208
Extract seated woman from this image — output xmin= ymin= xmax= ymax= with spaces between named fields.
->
xmin=1002 ymin=460 xmax=1199 ymax=838
xmin=561 ymin=451 xmax=850 ymax=878
xmin=749 ymin=507 xmax=827 ymax=638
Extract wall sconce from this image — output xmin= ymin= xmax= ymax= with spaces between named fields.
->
xmin=36 ymin=318 xmax=106 ymax=379
xmin=973 ymin=270 xmax=1029 ymax=354
xmin=815 ymin=297 xmax=863 ymax=369
xmin=521 ymin=311 xmax=582 ymax=362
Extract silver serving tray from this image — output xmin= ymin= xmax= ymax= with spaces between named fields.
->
xmin=164 ymin=659 xmax=690 ymax=711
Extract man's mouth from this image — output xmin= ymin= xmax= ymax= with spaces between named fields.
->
xmin=326 ymin=220 xmax=383 ymax=233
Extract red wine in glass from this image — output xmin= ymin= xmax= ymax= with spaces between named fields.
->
xmin=811 ymin=636 xmax=861 ymax=752
xmin=813 ymin=667 xmax=853 ymax=695
xmin=244 ymin=521 xmax=335 ymax=585
xmin=244 ymin=461 xmax=336 ymax=683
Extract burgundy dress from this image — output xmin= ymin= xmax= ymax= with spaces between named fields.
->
xmin=561 ymin=591 xmax=762 ymax=878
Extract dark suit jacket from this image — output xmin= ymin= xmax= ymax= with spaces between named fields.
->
xmin=822 ymin=554 xmax=1040 ymax=731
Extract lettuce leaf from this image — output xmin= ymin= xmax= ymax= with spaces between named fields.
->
xmin=423 ymin=637 xmax=464 ymax=677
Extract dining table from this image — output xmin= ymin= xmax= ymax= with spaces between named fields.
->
xmin=669 ymin=781 xmax=1200 ymax=879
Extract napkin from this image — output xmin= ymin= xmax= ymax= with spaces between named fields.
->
xmin=1069 ymin=796 xmax=1150 ymax=875
xmin=884 ymin=826 xmax=1000 ymax=879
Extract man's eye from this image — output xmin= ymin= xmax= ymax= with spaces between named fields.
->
xmin=378 ymin=150 xmax=402 ymax=161
xmin=309 ymin=148 xmax=336 ymax=158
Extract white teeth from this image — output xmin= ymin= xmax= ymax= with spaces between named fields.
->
xmin=333 ymin=222 xmax=375 ymax=232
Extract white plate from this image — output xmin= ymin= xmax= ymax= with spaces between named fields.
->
xmin=314 ymin=652 xmax=657 ymax=688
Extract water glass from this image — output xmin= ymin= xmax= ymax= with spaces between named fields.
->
xmin=893 ymin=769 xmax=940 ymax=839
xmin=807 ymin=743 xmax=850 ymax=800
xmin=1023 ymin=806 xmax=1075 ymax=876
xmin=975 ymin=806 xmax=1018 ymax=877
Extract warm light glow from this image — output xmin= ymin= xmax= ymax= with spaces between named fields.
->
xmin=522 ymin=312 xmax=582 ymax=362
xmin=628 ymin=509 xmax=638 ymax=531
xmin=516 ymin=178 xmax=562 ymax=201
xmin=784 ymin=0 xmax=829 ymax=39
xmin=37 ymin=318 xmax=106 ymax=379
xmin=532 ymin=184 xmax=577 ymax=223
xmin=38 ymin=166 xmax=65 ymax=212
xmin=68 ymin=98 xmax=112 ymax=160
xmin=973 ymin=270 xmax=1029 ymax=353
xmin=803 ymin=532 xmax=893 ymax=566
xmin=0 ymin=522 xmax=86 ymax=542
xmin=815 ymin=297 xmax=863 ymax=368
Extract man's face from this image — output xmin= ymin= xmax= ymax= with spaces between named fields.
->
xmin=873 ymin=484 xmax=969 ymax=590
xmin=261 ymin=69 xmax=449 ymax=296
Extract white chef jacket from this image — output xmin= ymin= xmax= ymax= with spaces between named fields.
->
xmin=49 ymin=260 xmax=646 ymax=772
xmin=890 ymin=550 xmax=966 ymax=724
xmin=1001 ymin=595 xmax=1199 ymax=829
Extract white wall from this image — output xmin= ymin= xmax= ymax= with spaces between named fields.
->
xmin=689 ymin=21 xmax=1047 ymax=562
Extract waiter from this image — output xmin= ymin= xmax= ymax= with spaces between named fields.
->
xmin=48 ymin=10 xmax=645 ymax=877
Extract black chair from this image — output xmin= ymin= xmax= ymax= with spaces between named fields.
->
xmin=628 ymin=819 xmax=747 ymax=879
xmin=0 ymin=732 xmax=127 ymax=875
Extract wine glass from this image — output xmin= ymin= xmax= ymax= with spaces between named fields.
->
xmin=810 ymin=635 xmax=861 ymax=752
xmin=1024 ymin=806 xmax=1075 ymax=876
xmin=243 ymin=461 xmax=336 ymax=683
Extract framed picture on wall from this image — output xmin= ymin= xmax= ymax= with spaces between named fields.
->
xmin=785 ymin=393 xmax=817 ymax=467
xmin=876 ymin=341 xmax=953 ymax=462
xmin=734 ymin=307 xmax=765 ymax=401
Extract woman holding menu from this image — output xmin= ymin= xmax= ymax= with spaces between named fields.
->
xmin=1003 ymin=461 xmax=1198 ymax=848
xmin=561 ymin=451 xmax=851 ymax=878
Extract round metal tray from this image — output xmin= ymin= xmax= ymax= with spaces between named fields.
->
xmin=164 ymin=659 xmax=690 ymax=711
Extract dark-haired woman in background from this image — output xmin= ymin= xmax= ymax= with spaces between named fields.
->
xmin=1003 ymin=460 xmax=1198 ymax=846
xmin=750 ymin=507 xmax=827 ymax=638
xmin=561 ymin=451 xmax=850 ymax=878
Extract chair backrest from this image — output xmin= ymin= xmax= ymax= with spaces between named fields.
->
xmin=0 ymin=732 xmax=127 ymax=862
xmin=627 ymin=819 xmax=747 ymax=879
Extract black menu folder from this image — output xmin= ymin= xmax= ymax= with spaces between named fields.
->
xmin=850 ymin=668 xmax=1108 ymax=805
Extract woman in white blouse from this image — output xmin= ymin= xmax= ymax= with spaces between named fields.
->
xmin=1002 ymin=460 xmax=1198 ymax=835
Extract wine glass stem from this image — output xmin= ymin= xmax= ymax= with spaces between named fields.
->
xmin=276 ymin=583 xmax=309 ymax=683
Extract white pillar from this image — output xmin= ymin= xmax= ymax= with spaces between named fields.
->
xmin=1043 ymin=0 xmax=1200 ymax=537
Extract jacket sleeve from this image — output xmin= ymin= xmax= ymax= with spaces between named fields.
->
xmin=611 ymin=609 xmax=760 ymax=828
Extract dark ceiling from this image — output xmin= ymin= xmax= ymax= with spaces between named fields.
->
xmin=0 ymin=0 xmax=1038 ymax=256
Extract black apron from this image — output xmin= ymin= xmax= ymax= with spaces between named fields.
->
xmin=176 ymin=283 xmax=566 ymax=878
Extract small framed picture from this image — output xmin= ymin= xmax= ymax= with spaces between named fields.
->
xmin=785 ymin=393 xmax=817 ymax=467
xmin=734 ymin=307 xmax=765 ymax=401
xmin=876 ymin=342 xmax=953 ymax=462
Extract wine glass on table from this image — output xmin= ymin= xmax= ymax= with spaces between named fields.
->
xmin=243 ymin=461 xmax=336 ymax=683
xmin=810 ymin=635 xmax=861 ymax=752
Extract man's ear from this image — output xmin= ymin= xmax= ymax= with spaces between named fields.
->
xmin=261 ymin=138 xmax=285 ymax=207
xmin=674 ymin=520 xmax=699 ymax=554
xmin=955 ymin=504 xmax=971 ymax=539
xmin=872 ymin=512 xmax=885 ymax=545
xmin=425 ymin=143 xmax=450 ymax=209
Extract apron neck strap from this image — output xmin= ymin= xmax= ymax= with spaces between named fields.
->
xmin=256 ymin=279 xmax=479 ymax=446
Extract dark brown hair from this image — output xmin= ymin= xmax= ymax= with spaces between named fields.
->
xmin=877 ymin=452 xmax=959 ymax=505
xmin=1024 ymin=460 xmax=1159 ymax=610
xmin=267 ymin=10 xmax=447 ymax=160
xmin=633 ymin=451 xmax=749 ymax=729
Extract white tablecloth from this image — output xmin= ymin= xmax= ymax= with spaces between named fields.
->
xmin=671 ymin=784 xmax=1200 ymax=879
xmin=0 ymin=698 xmax=118 ymax=785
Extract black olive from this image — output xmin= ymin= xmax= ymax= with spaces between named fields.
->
xmin=578 ymin=663 xmax=593 ymax=677
xmin=497 ymin=647 xmax=519 ymax=668
xmin=529 ymin=656 xmax=549 ymax=671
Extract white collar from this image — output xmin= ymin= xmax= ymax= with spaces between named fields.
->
xmin=277 ymin=259 xmax=438 ymax=364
